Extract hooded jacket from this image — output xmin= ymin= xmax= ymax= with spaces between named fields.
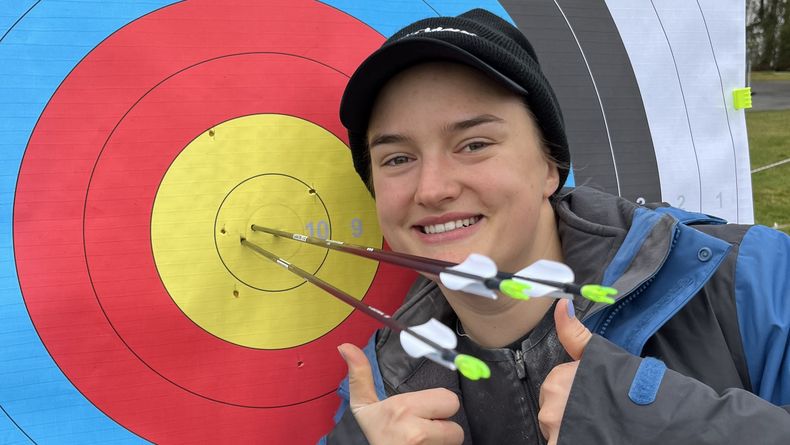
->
xmin=322 ymin=186 xmax=790 ymax=444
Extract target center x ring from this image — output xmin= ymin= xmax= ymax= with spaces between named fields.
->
xmin=216 ymin=174 xmax=331 ymax=292
xmin=151 ymin=114 xmax=381 ymax=349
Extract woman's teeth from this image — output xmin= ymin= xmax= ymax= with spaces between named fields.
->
xmin=422 ymin=216 xmax=480 ymax=234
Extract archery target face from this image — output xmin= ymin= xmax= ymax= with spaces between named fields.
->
xmin=10 ymin=1 xmax=415 ymax=443
xmin=2 ymin=0 xmax=749 ymax=443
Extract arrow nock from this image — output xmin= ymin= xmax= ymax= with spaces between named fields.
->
xmin=580 ymin=285 xmax=617 ymax=304
xmin=454 ymin=354 xmax=491 ymax=381
xmin=499 ymin=279 xmax=532 ymax=300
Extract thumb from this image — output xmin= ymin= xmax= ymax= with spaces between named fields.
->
xmin=338 ymin=343 xmax=380 ymax=413
xmin=554 ymin=299 xmax=592 ymax=360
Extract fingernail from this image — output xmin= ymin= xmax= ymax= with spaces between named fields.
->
xmin=566 ymin=300 xmax=575 ymax=319
xmin=337 ymin=345 xmax=346 ymax=360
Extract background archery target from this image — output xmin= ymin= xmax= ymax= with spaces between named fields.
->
xmin=0 ymin=0 xmax=750 ymax=443
xmin=501 ymin=0 xmax=660 ymax=202
xmin=603 ymin=0 xmax=753 ymax=222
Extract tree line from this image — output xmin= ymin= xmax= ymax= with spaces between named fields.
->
xmin=748 ymin=0 xmax=790 ymax=70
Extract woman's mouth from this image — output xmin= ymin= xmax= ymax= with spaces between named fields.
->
xmin=420 ymin=215 xmax=481 ymax=234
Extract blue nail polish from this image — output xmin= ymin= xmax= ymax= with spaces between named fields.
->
xmin=567 ymin=300 xmax=575 ymax=319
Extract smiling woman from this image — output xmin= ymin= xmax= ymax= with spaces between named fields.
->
xmin=367 ymin=62 xmax=560 ymax=277
xmin=365 ymin=61 xmax=561 ymax=353
xmin=321 ymin=8 xmax=790 ymax=445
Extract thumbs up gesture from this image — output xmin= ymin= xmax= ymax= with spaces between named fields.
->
xmin=538 ymin=299 xmax=593 ymax=445
xmin=337 ymin=343 xmax=464 ymax=445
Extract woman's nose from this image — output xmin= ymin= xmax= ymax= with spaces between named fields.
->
xmin=413 ymin=154 xmax=462 ymax=207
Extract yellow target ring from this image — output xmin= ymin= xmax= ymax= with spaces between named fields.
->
xmin=151 ymin=114 xmax=380 ymax=349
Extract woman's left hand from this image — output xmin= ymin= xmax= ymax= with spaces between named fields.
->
xmin=538 ymin=300 xmax=593 ymax=445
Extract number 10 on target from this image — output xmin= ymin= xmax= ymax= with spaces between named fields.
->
xmin=306 ymin=218 xmax=364 ymax=239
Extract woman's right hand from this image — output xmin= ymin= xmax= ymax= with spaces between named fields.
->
xmin=338 ymin=343 xmax=464 ymax=445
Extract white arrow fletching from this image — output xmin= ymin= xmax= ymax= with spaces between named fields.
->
xmin=518 ymin=259 xmax=574 ymax=282
xmin=513 ymin=260 xmax=575 ymax=298
xmin=440 ymin=253 xmax=497 ymax=299
xmin=400 ymin=318 xmax=458 ymax=371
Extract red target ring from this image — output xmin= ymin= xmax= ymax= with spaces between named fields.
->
xmin=14 ymin=0 xmax=412 ymax=442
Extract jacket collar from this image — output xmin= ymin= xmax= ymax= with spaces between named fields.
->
xmin=553 ymin=187 xmax=678 ymax=318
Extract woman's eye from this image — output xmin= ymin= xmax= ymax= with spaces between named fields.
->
xmin=383 ymin=155 xmax=411 ymax=166
xmin=462 ymin=141 xmax=490 ymax=152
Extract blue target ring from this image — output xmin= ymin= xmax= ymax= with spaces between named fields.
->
xmin=1 ymin=3 xmax=179 ymax=443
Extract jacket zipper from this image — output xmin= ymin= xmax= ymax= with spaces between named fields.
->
xmin=596 ymin=276 xmax=654 ymax=337
xmin=514 ymin=348 xmax=527 ymax=379
xmin=515 ymin=348 xmax=545 ymax=444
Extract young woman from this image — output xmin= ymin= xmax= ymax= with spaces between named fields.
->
xmin=322 ymin=9 xmax=790 ymax=445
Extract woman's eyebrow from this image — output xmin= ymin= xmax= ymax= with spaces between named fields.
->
xmin=444 ymin=114 xmax=505 ymax=133
xmin=368 ymin=114 xmax=504 ymax=149
xmin=368 ymin=133 xmax=411 ymax=149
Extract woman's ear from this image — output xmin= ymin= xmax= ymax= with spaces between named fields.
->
xmin=543 ymin=161 xmax=560 ymax=199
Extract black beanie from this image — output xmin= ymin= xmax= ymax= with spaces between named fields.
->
xmin=339 ymin=9 xmax=570 ymax=193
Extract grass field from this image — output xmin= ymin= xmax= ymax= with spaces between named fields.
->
xmin=746 ymin=109 xmax=790 ymax=233
xmin=750 ymin=71 xmax=790 ymax=82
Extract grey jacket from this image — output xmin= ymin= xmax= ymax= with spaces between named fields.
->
xmin=324 ymin=187 xmax=790 ymax=444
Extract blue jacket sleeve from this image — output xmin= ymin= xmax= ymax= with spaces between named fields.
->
xmin=734 ymin=226 xmax=790 ymax=405
xmin=559 ymin=335 xmax=790 ymax=444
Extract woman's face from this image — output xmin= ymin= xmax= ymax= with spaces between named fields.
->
xmin=367 ymin=62 xmax=559 ymax=272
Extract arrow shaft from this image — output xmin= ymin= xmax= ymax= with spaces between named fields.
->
xmin=251 ymin=224 xmax=495 ymax=283
xmin=241 ymin=238 xmax=455 ymax=361
xmin=251 ymin=224 xmax=577 ymax=292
